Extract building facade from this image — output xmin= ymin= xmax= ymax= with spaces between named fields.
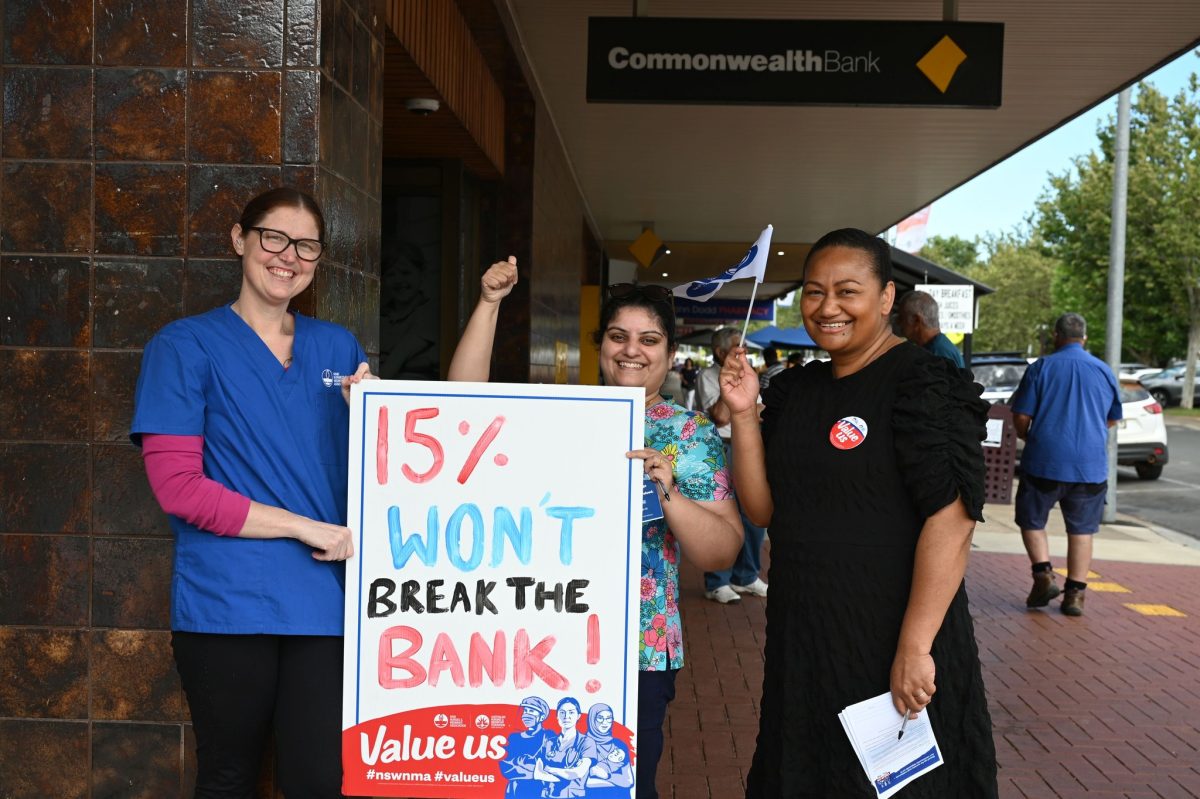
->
xmin=0 ymin=0 xmax=598 ymax=795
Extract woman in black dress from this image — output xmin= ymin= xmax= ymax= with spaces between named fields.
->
xmin=719 ymin=228 xmax=998 ymax=797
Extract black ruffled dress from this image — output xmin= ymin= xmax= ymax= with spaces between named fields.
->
xmin=745 ymin=342 xmax=998 ymax=798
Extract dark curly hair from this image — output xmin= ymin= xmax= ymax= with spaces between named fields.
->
xmin=592 ymin=288 xmax=677 ymax=351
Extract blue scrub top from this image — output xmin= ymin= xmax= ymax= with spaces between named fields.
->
xmin=131 ymin=305 xmax=367 ymax=635
xmin=1010 ymin=343 xmax=1122 ymax=484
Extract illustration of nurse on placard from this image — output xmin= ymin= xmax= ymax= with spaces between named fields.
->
xmin=533 ymin=697 xmax=592 ymax=797
xmin=581 ymin=702 xmax=634 ymax=797
xmin=501 ymin=696 xmax=636 ymax=798
xmin=500 ymin=696 xmax=555 ymax=798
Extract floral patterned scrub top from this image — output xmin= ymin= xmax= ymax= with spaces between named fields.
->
xmin=640 ymin=400 xmax=732 ymax=670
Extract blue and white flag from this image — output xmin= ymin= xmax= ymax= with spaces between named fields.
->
xmin=672 ymin=225 xmax=772 ymax=302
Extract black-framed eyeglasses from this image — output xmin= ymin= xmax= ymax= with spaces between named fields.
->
xmin=607 ymin=282 xmax=673 ymax=302
xmin=248 ymin=227 xmax=324 ymax=261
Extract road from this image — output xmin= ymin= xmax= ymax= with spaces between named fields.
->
xmin=1116 ymin=418 xmax=1200 ymax=540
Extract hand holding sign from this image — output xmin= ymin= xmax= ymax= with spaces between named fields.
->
xmin=295 ymin=517 xmax=355 ymax=562
xmin=626 ymin=447 xmax=674 ymax=496
xmin=342 ymin=361 xmax=379 ymax=406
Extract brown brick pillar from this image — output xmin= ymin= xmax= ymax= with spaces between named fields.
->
xmin=0 ymin=0 xmax=382 ymax=795
xmin=493 ymin=82 xmax=535 ymax=384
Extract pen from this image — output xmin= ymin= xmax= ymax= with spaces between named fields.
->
xmin=655 ymin=478 xmax=671 ymax=502
xmin=897 ymin=710 xmax=911 ymax=741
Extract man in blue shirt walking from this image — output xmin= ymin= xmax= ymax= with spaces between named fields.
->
xmin=1011 ymin=313 xmax=1122 ymax=616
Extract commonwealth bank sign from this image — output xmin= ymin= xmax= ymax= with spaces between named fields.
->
xmin=587 ymin=18 xmax=1003 ymax=108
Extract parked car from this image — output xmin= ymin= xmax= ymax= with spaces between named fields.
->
xmin=1116 ymin=380 xmax=1169 ymax=480
xmin=969 ymin=352 xmax=1030 ymax=404
xmin=1118 ymin=362 xmax=1162 ymax=381
xmin=1140 ymin=365 xmax=1200 ymax=407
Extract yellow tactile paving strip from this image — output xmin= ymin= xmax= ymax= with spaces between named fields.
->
xmin=1053 ymin=568 xmax=1100 ymax=579
xmin=1051 ymin=568 xmax=1185 ymax=613
xmin=1123 ymin=603 xmax=1188 ymax=617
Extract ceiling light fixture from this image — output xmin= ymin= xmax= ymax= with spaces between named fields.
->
xmin=661 ymin=272 xmax=669 ymax=277
xmin=664 ymin=249 xmax=671 ymax=255
xmin=777 ymin=250 xmax=785 ymax=256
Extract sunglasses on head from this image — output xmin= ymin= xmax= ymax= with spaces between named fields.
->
xmin=608 ymin=282 xmax=673 ymax=302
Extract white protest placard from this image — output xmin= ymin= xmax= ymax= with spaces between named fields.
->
xmin=920 ymin=284 xmax=975 ymax=334
xmin=342 ymin=381 xmax=644 ymax=798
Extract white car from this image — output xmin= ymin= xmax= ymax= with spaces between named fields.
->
xmin=1116 ymin=380 xmax=1169 ymax=480
xmin=970 ymin=353 xmax=1030 ymax=405
xmin=1118 ymin=363 xmax=1163 ymax=382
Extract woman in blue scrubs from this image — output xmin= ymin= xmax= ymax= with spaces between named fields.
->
xmin=132 ymin=187 xmax=517 ymax=798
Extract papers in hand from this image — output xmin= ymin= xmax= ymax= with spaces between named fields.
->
xmin=982 ymin=418 xmax=1004 ymax=448
xmin=642 ymin=474 xmax=664 ymax=522
xmin=838 ymin=692 xmax=943 ymax=798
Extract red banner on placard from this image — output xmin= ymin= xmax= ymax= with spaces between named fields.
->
xmin=344 ymin=383 xmax=645 ymax=798
xmin=343 ymin=704 xmax=636 ymax=797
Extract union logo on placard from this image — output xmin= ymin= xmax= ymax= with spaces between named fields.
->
xmin=829 ymin=416 xmax=868 ymax=450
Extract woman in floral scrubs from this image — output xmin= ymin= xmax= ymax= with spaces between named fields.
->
xmin=598 ymin=284 xmax=743 ymax=799
xmin=475 ymin=280 xmax=740 ymax=798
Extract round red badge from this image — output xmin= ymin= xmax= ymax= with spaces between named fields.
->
xmin=829 ymin=416 xmax=868 ymax=450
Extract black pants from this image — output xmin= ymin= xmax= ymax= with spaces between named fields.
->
xmin=172 ymin=632 xmax=346 ymax=799
xmin=637 ymin=668 xmax=679 ymax=799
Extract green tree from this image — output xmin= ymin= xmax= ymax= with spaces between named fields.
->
xmin=1151 ymin=74 xmax=1200 ymax=406
xmin=773 ymin=293 xmax=805 ymax=329
xmin=1036 ymin=72 xmax=1200 ymax=402
xmin=919 ymin=235 xmax=980 ymax=275
xmin=970 ymin=233 xmax=1060 ymax=354
xmin=918 ymin=232 xmax=1058 ymax=354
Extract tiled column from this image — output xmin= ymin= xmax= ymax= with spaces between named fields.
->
xmin=0 ymin=0 xmax=382 ymax=795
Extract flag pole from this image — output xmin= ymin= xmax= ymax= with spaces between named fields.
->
xmin=738 ymin=280 xmax=761 ymax=348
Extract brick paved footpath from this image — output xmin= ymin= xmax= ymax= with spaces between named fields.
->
xmin=658 ymin=545 xmax=1200 ymax=798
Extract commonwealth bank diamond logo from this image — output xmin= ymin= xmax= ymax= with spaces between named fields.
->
xmin=916 ymin=35 xmax=967 ymax=93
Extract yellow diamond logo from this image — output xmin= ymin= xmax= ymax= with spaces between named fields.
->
xmin=917 ymin=35 xmax=967 ymax=93
xmin=629 ymin=228 xmax=663 ymax=269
